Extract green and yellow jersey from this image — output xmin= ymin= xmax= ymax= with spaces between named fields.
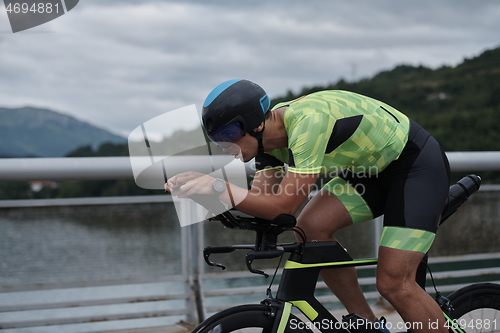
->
xmin=256 ymin=90 xmax=411 ymax=175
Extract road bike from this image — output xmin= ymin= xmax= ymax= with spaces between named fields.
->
xmin=186 ymin=174 xmax=500 ymax=333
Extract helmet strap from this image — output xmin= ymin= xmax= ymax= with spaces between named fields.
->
xmin=249 ymin=125 xmax=265 ymax=155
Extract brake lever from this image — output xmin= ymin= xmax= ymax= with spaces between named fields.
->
xmin=245 ymin=249 xmax=284 ymax=278
xmin=204 ymin=257 xmax=226 ymax=271
xmin=203 ymin=246 xmax=236 ymax=270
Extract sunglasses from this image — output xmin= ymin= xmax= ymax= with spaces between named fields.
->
xmin=208 ymin=122 xmax=245 ymax=148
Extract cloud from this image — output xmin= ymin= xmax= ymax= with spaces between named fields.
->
xmin=0 ymin=0 xmax=499 ymax=138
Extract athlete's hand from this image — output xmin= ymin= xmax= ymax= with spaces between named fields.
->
xmin=165 ymin=172 xmax=215 ymax=198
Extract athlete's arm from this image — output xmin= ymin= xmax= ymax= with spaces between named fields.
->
xmin=250 ymin=167 xmax=285 ymax=195
xmin=223 ymin=171 xmax=319 ymax=220
xmin=165 ymin=170 xmax=317 ymax=220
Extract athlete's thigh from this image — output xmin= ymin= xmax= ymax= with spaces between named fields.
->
xmin=324 ymin=173 xmax=388 ymax=225
xmin=380 ymin=123 xmax=450 ymax=253
xmin=297 ymin=188 xmax=353 ymax=241
xmin=297 ymin=174 xmax=387 ymax=241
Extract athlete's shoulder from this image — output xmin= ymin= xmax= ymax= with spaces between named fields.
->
xmin=285 ymin=90 xmax=381 ymax=107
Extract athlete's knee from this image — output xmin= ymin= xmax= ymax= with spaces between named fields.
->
xmin=296 ymin=195 xmax=352 ymax=241
xmin=376 ymin=249 xmax=423 ymax=301
xmin=295 ymin=216 xmax=334 ymax=241
xmin=376 ymin=270 xmax=413 ymax=300
xmin=376 ymin=268 xmax=394 ymax=292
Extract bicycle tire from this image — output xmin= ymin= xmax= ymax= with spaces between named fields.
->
xmin=446 ymin=283 xmax=500 ymax=332
xmin=191 ymin=304 xmax=312 ymax=333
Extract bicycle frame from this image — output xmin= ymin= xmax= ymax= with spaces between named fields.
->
xmin=203 ymin=222 xmax=466 ymax=333
xmin=249 ymin=241 xmax=466 ymax=333
xmin=264 ymin=240 xmax=471 ymax=333
xmin=270 ymin=241 xmax=378 ymax=333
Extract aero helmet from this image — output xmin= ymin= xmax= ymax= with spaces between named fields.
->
xmin=202 ymin=79 xmax=270 ymax=152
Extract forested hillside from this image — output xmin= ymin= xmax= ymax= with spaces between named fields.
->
xmin=273 ymin=47 xmax=500 ymax=152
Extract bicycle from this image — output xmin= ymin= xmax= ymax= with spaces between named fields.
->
xmin=185 ymin=174 xmax=500 ymax=333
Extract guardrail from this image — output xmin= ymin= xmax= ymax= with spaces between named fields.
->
xmin=1 ymin=152 xmax=500 ymax=332
xmin=1 ymin=151 xmax=500 ymax=181
xmin=0 ymin=199 xmax=203 ymax=332
xmin=0 ymin=275 xmax=190 ymax=329
xmin=2 ymin=250 xmax=499 ymax=331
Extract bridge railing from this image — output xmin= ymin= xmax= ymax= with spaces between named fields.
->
xmin=1 ymin=152 xmax=500 ymax=332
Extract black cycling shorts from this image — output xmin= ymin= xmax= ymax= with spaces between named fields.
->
xmin=323 ymin=120 xmax=450 ymax=252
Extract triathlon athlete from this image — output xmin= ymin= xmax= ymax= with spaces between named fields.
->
xmin=165 ymin=79 xmax=450 ymax=333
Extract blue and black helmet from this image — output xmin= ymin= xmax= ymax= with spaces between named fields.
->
xmin=202 ymin=79 xmax=270 ymax=147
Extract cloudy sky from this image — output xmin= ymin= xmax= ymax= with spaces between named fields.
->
xmin=1 ymin=0 xmax=499 ymax=140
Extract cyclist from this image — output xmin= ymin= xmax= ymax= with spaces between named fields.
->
xmin=165 ymin=79 xmax=450 ymax=333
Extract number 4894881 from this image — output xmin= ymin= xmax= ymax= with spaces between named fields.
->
xmin=445 ymin=319 xmax=497 ymax=330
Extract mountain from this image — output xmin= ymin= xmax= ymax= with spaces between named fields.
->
xmin=0 ymin=106 xmax=126 ymax=157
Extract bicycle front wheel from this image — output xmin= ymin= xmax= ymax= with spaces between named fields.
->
xmin=447 ymin=283 xmax=500 ymax=333
xmin=192 ymin=304 xmax=312 ymax=333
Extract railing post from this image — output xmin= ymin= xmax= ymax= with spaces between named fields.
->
xmin=192 ymin=216 xmax=206 ymax=323
xmin=181 ymin=212 xmax=196 ymax=324
xmin=180 ymin=200 xmax=206 ymax=325
xmin=373 ymin=216 xmax=383 ymax=256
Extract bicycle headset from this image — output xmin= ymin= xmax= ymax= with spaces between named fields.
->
xmin=201 ymin=79 xmax=271 ymax=153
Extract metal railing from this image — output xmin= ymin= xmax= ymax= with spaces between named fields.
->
xmin=0 ymin=197 xmax=207 ymax=331
xmin=1 ymin=151 xmax=500 ymax=181
xmin=1 ymin=152 xmax=500 ymax=332
xmin=2 ymin=215 xmax=499 ymax=331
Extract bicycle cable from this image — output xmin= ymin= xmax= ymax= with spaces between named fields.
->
xmin=293 ymin=226 xmax=307 ymax=243
xmin=266 ymin=253 xmax=283 ymax=299
xmin=266 ymin=226 xmax=303 ymax=298
xmin=420 ymin=259 xmax=455 ymax=312
xmin=421 ymin=259 xmax=439 ymax=295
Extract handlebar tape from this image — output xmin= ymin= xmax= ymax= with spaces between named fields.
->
xmin=204 ymin=246 xmax=237 ymax=254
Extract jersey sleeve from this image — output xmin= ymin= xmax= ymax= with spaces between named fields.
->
xmin=286 ymin=107 xmax=336 ymax=174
